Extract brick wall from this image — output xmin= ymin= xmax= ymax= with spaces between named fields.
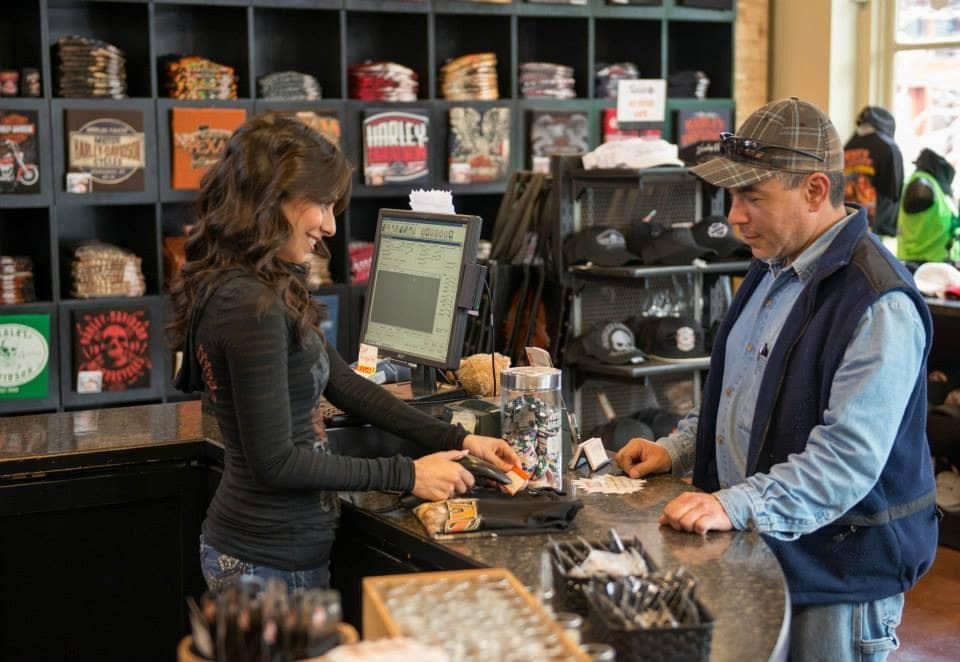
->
xmin=735 ymin=0 xmax=770 ymax=127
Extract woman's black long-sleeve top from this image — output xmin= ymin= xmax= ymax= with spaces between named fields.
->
xmin=197 ymin=272 xmax=466 ymax=570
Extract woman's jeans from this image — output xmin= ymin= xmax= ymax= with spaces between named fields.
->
xmin=199 ymin=536 xmax=330 ymax=593
xmin=789 ymin=593 xmax=904 ymax=662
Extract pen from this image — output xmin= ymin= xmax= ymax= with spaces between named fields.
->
xmin=433 ymin=531 xmax=499 ymax=542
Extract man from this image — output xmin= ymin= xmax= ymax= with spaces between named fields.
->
xmin=615 ymin=97 xmax=938 ymax=661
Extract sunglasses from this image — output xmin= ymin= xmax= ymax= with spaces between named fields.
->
xmin=720 ymin=132 xmax=824 ymax=163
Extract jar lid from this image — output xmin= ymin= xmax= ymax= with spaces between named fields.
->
xmin=500 ymin=366 xmax=561 ymax=391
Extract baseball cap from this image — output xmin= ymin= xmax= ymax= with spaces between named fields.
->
xmin=567 ymin=321 xmax=647 ymax=365
xmin=691 ymin=215 xmax=751 ymax=260
xmin=563 ymin=226 xmax=642 ymax=267
xmin=629 ymin=315 xmax=708 ymax=362
xmin=690 ymin=97 xmax=843 ymax=189
xmin=631 ymin=407 xmax=683 ymax=439
xmin=626 ymin=221 xmax=716 ymax=265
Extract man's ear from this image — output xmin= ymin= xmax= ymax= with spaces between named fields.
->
xmin=804 ymin=172 xmax=831 ymax=211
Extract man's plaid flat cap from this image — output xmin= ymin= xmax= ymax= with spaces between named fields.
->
xmin=691 ymin=97 xmax=844 ymax=188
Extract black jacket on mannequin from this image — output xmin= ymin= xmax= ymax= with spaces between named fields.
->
xmin=844 ymin=106 xmax=904 ymax=237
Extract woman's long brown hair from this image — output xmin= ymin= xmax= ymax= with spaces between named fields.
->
xmin=167 ymin=112 xmax=352 ymax=349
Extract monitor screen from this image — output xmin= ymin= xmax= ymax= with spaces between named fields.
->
xmin=360 ymin=209 xmax=482 ymax=370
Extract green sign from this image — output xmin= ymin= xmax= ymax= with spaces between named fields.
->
xmin=0 ymin=314 xmax=51 ymax=400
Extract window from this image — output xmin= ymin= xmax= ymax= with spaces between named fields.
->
xmin=890 ymin=0 xmax=960 ymax=192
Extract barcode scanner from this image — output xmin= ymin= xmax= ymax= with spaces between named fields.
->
xmin=456 ymin=455 xmax=511 ymax=485
xmin=398 ymin=455 xmax=512 ymax=510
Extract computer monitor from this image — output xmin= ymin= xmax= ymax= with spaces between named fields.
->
xmin=359 ymin=208 xmax=485 ymax=397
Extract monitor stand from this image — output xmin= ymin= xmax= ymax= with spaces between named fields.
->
xmin=410 ymin=364 xmax=468 ymax=404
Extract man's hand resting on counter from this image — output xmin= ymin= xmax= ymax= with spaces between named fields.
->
xmin=462 ymin=434 xmax=521 ymax=472
xmin=614 ymin=437 xmax=673 ymax=478
xmin=412 ymin=450 xmax=475 ymax=501
xmin=659 ymin=492 xmax=733 ymax=535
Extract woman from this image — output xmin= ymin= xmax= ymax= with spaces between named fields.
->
xmin=169 ymin=113 xmax=518 ymax=592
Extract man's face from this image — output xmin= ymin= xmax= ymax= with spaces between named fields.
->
xmin=727 ymin=175 xmax=815 ymax=262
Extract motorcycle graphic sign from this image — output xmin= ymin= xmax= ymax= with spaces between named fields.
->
xmin=0 ymin=111 xmax=40 ymax=194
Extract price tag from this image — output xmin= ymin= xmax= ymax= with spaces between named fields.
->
xmin=617 ymin=79 xmax=666 ymax=125
xmin=355 ymin=342 xmax=379 ymax=378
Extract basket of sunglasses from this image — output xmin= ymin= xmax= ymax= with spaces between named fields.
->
xmin=548 ymin=530 xmax=656 ymax=617
xmin=581 ymin=569 xmax=713 ymax=662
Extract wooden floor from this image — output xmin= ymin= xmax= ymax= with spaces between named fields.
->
xmin=893 ymin=545 xmax=960 ymax=661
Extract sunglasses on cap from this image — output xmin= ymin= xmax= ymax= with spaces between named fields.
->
xmin=719 ymin=132 xmax=824 ymax=163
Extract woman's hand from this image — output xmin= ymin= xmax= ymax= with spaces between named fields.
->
xmin=412 ymin=450 xmax=475 ymax=501
xmin=462 ymin=434 xmax=521 ymax=472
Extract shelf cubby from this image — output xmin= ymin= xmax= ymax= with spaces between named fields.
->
xmin=252 ymin=7 xmax=342 ymax=100
xmin=46 ymin=0 xmax=153 ymax=99
xmin=58 ymin=294 xmax=165 ymax=409
xmin=668 ymin=19 xmax=733 ymax=98
xmin=0 ymin=0 xmax=44 ymax=96
xmin=51 ymin=98 xmax=159 ymax=207
xmin=153 ymin=2 xmax=251 ymax=99
xmin=0 ymin=301 xmax=60 ymax=415
xmin=345 ymin=12 xmax=430 ymax=98
xmin=0 ymin=207 xmax=55 ymax=302
xmin=56 ymin=203 xmax=161 ymax=298
xmin=517 ymin=17 xmax=590 ymax=99
xmin=594 ymin=18 xmax=663 ymax=81
xmin=155 ymin=98 xmax=254 ymax=202
xmin=435 ymin=14 xmax=512 ymax=101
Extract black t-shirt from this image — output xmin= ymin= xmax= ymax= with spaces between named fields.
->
xmin=844 ymin=132 xmax=904 ymax=237
xmin=197 ymin=273 xmax=465 ymax=570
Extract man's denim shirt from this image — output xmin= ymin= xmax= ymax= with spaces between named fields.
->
xmin=660 ymin=211 xmax=926 ymax=540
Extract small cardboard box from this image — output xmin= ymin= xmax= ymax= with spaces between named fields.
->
xmin=363 ymin=568 xmax=590 ymax=660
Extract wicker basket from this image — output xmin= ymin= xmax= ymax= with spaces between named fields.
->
xmin=550 ymin=537 xmax=657 ymax=616
xmin=582 ymin=579 xmax=713 ymax=662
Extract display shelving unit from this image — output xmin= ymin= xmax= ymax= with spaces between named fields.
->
xmin=0 ymin=0 xmax=735 ymax=414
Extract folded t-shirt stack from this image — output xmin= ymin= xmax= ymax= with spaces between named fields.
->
xmin=0 ymin=256 xmax=36 ymax=305
xmin=55 ymin=35 xmax=126 ymax=99
xmin=71 ymin=242 xmax=145 ymax=299
xmin=164 ymin=55 xmax=237 ymax=100
xmin=594 ymin=62 xmax=639 ymax=99
xmin=519 ymin=62 xmax=575 ymax=99
xmin=258 ymin=71 xmax=321 ymax=100
xmin=349 ymin=61 xmax=418 ymax=102
xmin=440 ymin=53 xmax=499 ymax=101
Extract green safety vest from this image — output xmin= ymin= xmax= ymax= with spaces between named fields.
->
xmin=897 ymin=171 xmax=959 ymax=262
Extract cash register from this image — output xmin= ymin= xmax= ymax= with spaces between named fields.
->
xmin=322 ymin=208 xmax=486 ymax=427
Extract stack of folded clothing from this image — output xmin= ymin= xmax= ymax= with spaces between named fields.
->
xmin=164 ymin=55 xmax=237 ymax=100
xmin=668 ymin=69 xmax=710 ymax=99
xmin=440 ymin=53 xmax=499 ymax=101
xmin=594 ymin=62 xmax=640 ymax=99
xmin=71 ymin=242 xmax=145 ymax=298
xmin=0 ymin=256 xmax=36 ymax=305
xmin=55 ymin=35 xmax=126 ymax=99
xmin=519 ymin=62 xmax=575 ymax=99
xmin=349 ymin=61 xmax=418 ymax=102
xmin=257 ymin=71 xmax=321 ymax=100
